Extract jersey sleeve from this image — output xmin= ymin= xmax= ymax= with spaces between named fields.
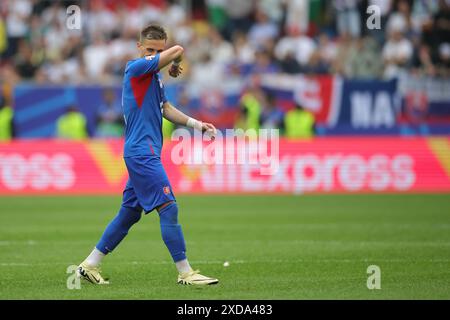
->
xmin=127 ymin=54 xmax=160 ymax=76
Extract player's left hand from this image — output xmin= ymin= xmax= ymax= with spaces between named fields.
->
xmin=169 ymin=64 xmax=183 ymax=78
xmin=201 ymin=122 xmax=217 ymax=139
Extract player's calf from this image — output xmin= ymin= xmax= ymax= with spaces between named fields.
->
xmin=158 ymin=201 xmax=219 ymax=285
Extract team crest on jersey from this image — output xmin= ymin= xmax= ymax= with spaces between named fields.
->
xmin=163 ymin=186 xmax=171 ymax=195
xmin=145 ymin=55 xmax=155 ymax=60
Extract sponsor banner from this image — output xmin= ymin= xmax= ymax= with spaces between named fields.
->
xmin=0 ymin=139 xmax=126 ymax=194
xmin=0 ymin=138 xmax=449 ymax=195
xmin=164 ymin=137 xmax=450 ymax=194
xmin=337 ymin=78 xmax=400 ymax=129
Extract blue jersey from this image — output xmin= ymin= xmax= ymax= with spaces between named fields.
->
xmin=122 ymin=54 xmax=167 ymax=157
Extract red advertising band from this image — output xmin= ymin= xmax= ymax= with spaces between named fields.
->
xmin=0 ymin=138 xmax=449 ymax=194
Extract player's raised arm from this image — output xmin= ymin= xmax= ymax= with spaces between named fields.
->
xmin=134 ymin=25 xmax=184 ymax=77
xmin=162 ymin=101 xmax=217 ymax=136
xmin=158 ymin=45 xmax=184 ymax=70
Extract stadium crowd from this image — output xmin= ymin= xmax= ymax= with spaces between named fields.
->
xmin=0 ymin=0 xmax=449 ymax=140
xmin=1 ymin=0 xmax=449 ymax=86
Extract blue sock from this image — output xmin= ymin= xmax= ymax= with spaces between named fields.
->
xmin=159 ymin=202 xmax=187 ymax=262
xmin=96 ymin=206 xmax=142 ymax=254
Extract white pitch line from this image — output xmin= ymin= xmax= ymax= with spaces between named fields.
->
xmin=1 ymin=258 xmax=450 ymax=267
xmin=0 ymin=240 xmax=37 ymax=246
xmin=1 ymin=239 xmax=450 ymax=247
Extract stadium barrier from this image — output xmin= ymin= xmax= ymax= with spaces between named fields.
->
xmin=0 ymin=137 xmax=449 ymax=195
xmin=13 ymin=75 xmax=450 ymax=138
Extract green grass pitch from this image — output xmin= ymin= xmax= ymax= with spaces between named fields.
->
xmin=0 ymin=194 xmax=449 ymax=299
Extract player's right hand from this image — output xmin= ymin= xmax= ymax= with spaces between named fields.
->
xmin=201 ymin=122 xmax=217 ymax=140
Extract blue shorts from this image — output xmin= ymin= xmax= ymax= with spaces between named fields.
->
xmin=122 ymin=156 xmax=175 ymax=213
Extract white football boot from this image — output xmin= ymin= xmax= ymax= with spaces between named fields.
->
xmin=177 ymin=269 xmax=219 ymax=285
xmin=76 ymin=261 xmax=109 ymax=285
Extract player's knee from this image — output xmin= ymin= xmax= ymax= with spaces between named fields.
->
xmin=121 ymin=205 xmax=142 ymax=225
xmin=158 ymin=201 xmax=178 ymax=225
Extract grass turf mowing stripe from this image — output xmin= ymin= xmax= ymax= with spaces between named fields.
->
xmin=0 ymin=194 xmax=449 ymax=299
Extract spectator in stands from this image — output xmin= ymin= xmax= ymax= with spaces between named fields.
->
xmin=437 ymin=42 xmax=450 ymax=77
xmin=95 ymin=88 xmax=124 ymax=138
xmin=0 ymin=94 xmax=14 ymax=141
xmin=317 ymin=33 xmax=338 ymax=69
xmin=277 ymin=48 xmax=302 ymax=74
xmin=333 ymin=0 xmax=362 ymax=38
xmin=208 ymin=27 xmax=234 ymax=65
xmin=13 ymin=39 xmax=38 ymax=79
xmin=382 ymin=14 xmax=414 ymax=78
xmin=260 ymin=92 xmax=285 ymax=132
xmin=411 ymin=43 xmax=437 ymax=77
xmin=190 ymin=51 xmax=225 ymax=88
xmin=331 ymin=33 xmax=354 ymax=75
xmin=4 ymin=0 xmax=32 ymax=58
xmin=83 ymin=32 xmax=109 ymax=81
xmin=230 ymin=31 xmax=255 ymax=65
xmin=283 ymin=0 xmax=310 ymax=36
xmin=432 ymin=0 xmax=450 ymax=46
xmin=257 ymin=0 xmax=284 ymax=25
xmin=347 ymin=36 xmax=383 ymax=78
xmin=1 ymin=0 xmax=449 ymax=88
xmin=248 ymin=6 xmax=279 ymax=48
xmin=386 ymin=0 xmax=414 ymax=38
xmin=223 ymin=0 xmax=254 ymax=39
xmin=206 ymin=0 xmax=228 ymax=34
xmin=284 ymin=103 xmax=315 ymax=139
xmin=0 ymin=15 xmax=7 ymax=56
xmin=56 ymin=105 xmax=88 ymax=140
xmin=274 ymin=27 xmax=316 ymax=69
xmin=302 ymin=50 xmax=330 ymax=75
xmin=235 ymin=88 xmax=263 ymax=133
xmin=366 ymin=0 xmax=392 ymax=44
xmin=248 ymin=48 xmax=280 ymax=76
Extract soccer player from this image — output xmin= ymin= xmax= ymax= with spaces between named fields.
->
xmin=76 ymin=25 xmax=218 ymax=286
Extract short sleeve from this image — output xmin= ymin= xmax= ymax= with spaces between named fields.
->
xmin=127 ymin=53 xmax=160 ymax=76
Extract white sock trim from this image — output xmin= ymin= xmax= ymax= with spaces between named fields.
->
xmin=175 ymin=259 xmax=192 ymax=274
xmin=85 ymin=247 xmax=105 ymax=267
